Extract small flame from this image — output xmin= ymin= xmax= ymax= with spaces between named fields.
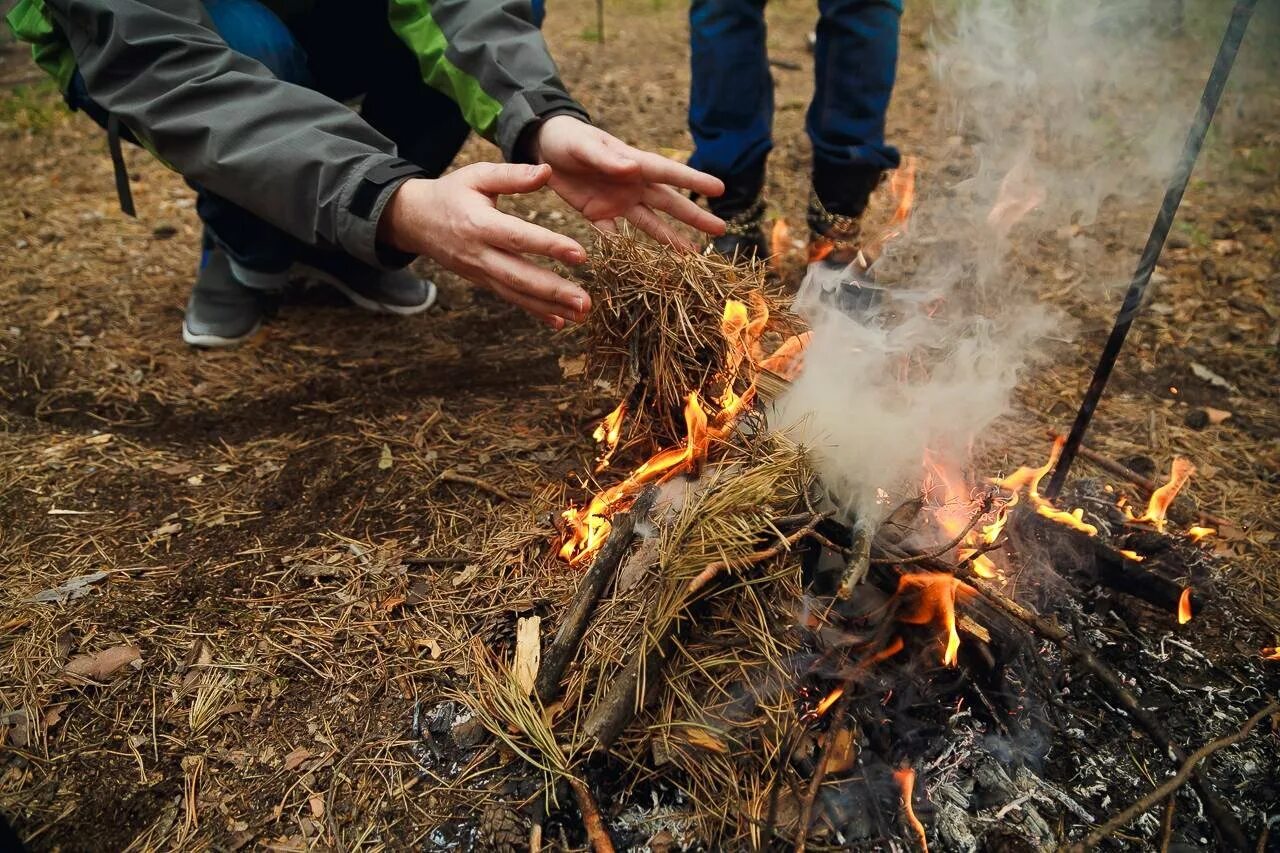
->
xmin=769 ymin=218 xmax=790 ymax=272
xmin=1178 ymin=588 xmax=1193 ymax=625
xmin=1117 ymin=549 xmax=1144 ymax=562
xmin=1188 ymin=525 xmax=1216 ymax=542
xmin=894 ymin=767 xmax=928 ymax=852
xmin=815 ymin=688 xmax=843 ymax=718
xmin=896 ymin=573 xmax=975 ymax=667
xmin=889 ymin=157 xmax=918 ymax=231
xmin=592 ymin=401 xmax=627 ymax=472
xmin=1135 ymin=458 xmax=1196 ymax=534
xmin=1262 ymin=647 xmax=1280 ymax=662
xmin=993 ymin=437 xmax=1098 ymax=536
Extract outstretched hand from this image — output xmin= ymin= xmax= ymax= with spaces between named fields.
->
xmin=378 ymin=163 xmax=590 ymax=329
xmin=533 ymin=115 xmax=725 ymax=249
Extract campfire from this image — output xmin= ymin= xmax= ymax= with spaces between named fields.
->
xmin=411 ymin=224 xmax=1278 ymax=852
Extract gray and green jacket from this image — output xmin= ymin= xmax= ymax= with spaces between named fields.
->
xmin=5 ymin=0 xmax=589 ymax=267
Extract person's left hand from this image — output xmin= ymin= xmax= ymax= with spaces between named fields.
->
xmin=533 ymin=115 xmax=726 ymax=250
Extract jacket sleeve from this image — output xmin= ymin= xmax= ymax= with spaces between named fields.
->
xmin=389 ymin=0 xmax=590 ymax=164
xmin=45 ymin=0 xmax=422 ymax=268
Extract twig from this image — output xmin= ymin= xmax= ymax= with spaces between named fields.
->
xmin=1158 ymin=797 xmax=1176 ymax=853
xmin=568 ymin=775 xmax=615 ymax=853
xmin=869 ymin=493 xmax=993 ymax=565
xmin=686 ymin=513 xmax=826 ymax=595
xmin=437 ymin=469 xmax=526 ymax=503
xmin=956 ymin=566 xmax=1251 ymax=851
xmin=794 ymin=700 xmax=855 ymax=853
xmin=1068 ymin=699 xmax=1278 ymax=852
xmin=535 ymin=487 xmax=659 ymax=704
xmin=402 ymin=555 xmax=472 ymax=567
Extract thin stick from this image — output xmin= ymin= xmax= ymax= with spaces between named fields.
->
xmin=1069 ymin=700 xmax=1278 ymax=852
xmin=686 ymin=513 xmax=826 ymax=595
xmin=956 ymin=566 xmax=1250 ymax=850
xmin=793 ymin=700 xmax=854 ymax=853
xmin=437 ymin=469 xmax=526 ymax=503
xmin=568 ymin=776 xmax=615 ymax=853
xmin=535 ymin=487 xmax=658 ymax=704
xmin=1158 ymin=797 xmax=1176 ymax=853
xmin=1045 ymin=0 xmax=1259 ymax=498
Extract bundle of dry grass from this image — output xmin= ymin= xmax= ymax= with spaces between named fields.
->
xmin=581 ymin=231 xmax=794 ymax=440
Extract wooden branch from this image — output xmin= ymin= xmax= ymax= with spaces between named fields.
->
xmin=1050 ymin=434 xmax=1233 ymax=529
xmin=1069 ymin=700 xmax=1278 ymax=852
xmin=437 ymin=469 xmax=526 ymax=503
xmin=686 ymin=513 xmax=827 ymax=596
xmin=955 ymin=566 xmax=1250 ymax=851
xmin=535 ymin=487 xmax=658 ymax=705
xmin=568 ymin=775 xmax=616 ymax=853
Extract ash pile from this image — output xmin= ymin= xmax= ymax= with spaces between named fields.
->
xmin=413 ymin=237 xmax=1279 ymax=852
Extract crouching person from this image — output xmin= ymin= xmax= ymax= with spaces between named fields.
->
xmin=7 ymin=0 xmax=725 ymax=345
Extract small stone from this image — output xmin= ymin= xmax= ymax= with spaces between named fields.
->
xmin=1184 ymin=408 xmax=1210 ymax=430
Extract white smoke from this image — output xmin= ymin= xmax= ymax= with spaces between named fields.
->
xmin=771 ymin=0 xmax=1223 ymax=520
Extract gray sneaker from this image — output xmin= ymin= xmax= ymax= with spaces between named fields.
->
xmin=182 ymin=243 xmax=282 ymax=347
xmin=296 ymin=251 xmax=436 ymax=316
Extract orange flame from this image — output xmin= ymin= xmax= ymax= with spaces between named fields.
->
xmin=1117 ymin=549 xmax=1144 ymax=562
xmin=894 ymin=767 xmax=928 ymax=851
xmin=769 ymin=218 xmax=790 ymax=273
xmin=592 ymin=400 xmax=627 ymax=472
xmin=1188 ymin=525 xmax=1216 ymax=542
xmin=815 ymin=688 xmax=843 ymax=718
xmin=1263 ymin=647 xmax=1280 ymax=661
xmin=924 ymin=455 xmax=1003 ymax=579
xmin=1178 ymin=588 xmax=1193 ymax=625
xmin=1134 ymin=458 xmax=1195 ymax=533
xmin=993 ymin=438 xmax=1098 ymax=536
xmin=895 ymin=573 xmax=975 ymax=667
xmin=889 ymin=156 xmax=917 ymax=231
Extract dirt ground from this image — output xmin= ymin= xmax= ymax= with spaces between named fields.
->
xmin=1 ymin=1 xmax=1278 ymax=850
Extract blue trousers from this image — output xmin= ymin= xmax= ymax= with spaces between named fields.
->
xmin=69 ymin=0 xmax=544 ymax=273
xmin=688 ymin=0 xmax=901 ymax=215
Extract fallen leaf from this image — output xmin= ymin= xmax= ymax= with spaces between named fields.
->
xmin=308 ymin=796 xmax=325 ymax=820
xmin=31 ymin=570 xmax=109 ymax=604
xmin=678 ymin=726 xmax=728 ymax=754
xmin=378 ymin=595 xmax=405 ymax=614
xmin=84 ymin=433 xmax=114 ymax=445
xmin=282 ymin=747 xmax=313 ymax=771
xmin=1189 ymin=362 xmax=1239 ymax=393
xmin=378 ymin=444 xmax=393 ymax=470
xmin=513 ymin=616 xmax=541 ymax=696
xmin=64 ymin=645 xmax=142 ymax=681
xmin=1212 ymin=238 xmax=1242 ymax=255
xmin=150 ymin=521 xmax=182 ymax=539
xmin=416 ymin=637 xmax=443 ymax=660
xmin=1218 ymin=523 xmax=1247 ymax=541
xmin=186 ymin=474 xmax=205 ymax=486
xmin=558 ymin=354 xmax=586 ymax=378
xmin=451 ymin=563 xmax=482 ymax=588
xmin=1204 ymin=407 xmax=1232 ymax=425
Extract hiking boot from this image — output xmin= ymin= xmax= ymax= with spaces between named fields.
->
xmin=296 ymin=250 xmax=436 ymax=316
xmin=182 ymin=241 xmax=281 ymax=347
xmin=708 ymin=198 xmax=768 ymax=262
xmin=803 ymin=188 xmax=885 ymax=317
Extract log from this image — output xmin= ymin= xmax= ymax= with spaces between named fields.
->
xmin=535 ymin=487 xmax=659 ymax=705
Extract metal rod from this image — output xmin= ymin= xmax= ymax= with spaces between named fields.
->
xmin=1044 ymin=0 xmax=1257 ymax=500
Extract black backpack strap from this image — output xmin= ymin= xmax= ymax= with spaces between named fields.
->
xmin=107 ymin=114 xmax=136 ymax=217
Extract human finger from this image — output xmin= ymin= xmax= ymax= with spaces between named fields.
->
xmin=624 ymin=204 xmax=696 ymax=251
xmin=627 ymin=150 xmax=725 ymax=198
xmin=644 ymin=185 xmax=726 ymax=236
xmin=463 ymin=162 xmax=554 ymax=196
xmin=477 ymin=208 xmax=587 ymax=265
xmin=478 ymin=248 xmax=591 ymax=320
xmin=569 ymin=129 xmax=642 ymax=177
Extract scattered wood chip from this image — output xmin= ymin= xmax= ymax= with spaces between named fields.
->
xmin=678 ymin=726 xmax=728 ymax=754
xmin=513 ymin=616 xmax=541 ymax=696
xmin=282 ymin=747 xmax=313 ymax=771
xmin=150 ymin=521 xmax=183 ymax=539
xmin=558 ymin=354 xmax=586 ymax=378
xmin=1189 ymin=362 xmax=1239 ymax=393
xmin=451 ymin=563 xmax=482 ymax=588
xmin=84 ymin=433 xmax=114 ymax=445
xmin=1204 ymin=406 xmax=1232 ymax=425
xmin=64 ymin=644 xmax=142 ymax=681
xmin=308 ymin=796 xmax=325 ymax=820
xmin=31 ymin=571 xmax=108 ymax=604
xmin=378 ymin=444 xmax=394 ymax=470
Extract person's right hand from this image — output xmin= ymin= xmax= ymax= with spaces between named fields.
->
xmin=377 ymin=163 xmax=590 ymax=329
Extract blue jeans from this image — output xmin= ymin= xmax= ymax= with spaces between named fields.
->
xmin=67 ymin=0 xmax=545 ymax=272
xmin=688 ymin=0 xmax=901 ymax=215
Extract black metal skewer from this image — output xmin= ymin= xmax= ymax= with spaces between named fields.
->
xmin=1044 ymin=0 xmax=1259 ymax=501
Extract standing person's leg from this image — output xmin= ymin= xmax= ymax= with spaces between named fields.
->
xmin=688 ymin=0 xmax=772 ymax=258
xmin=806 ymin=0 xmax=902 ymax=249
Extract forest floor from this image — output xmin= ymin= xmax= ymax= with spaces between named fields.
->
xmin=1 ymin=0 xmax=1277 ymax=849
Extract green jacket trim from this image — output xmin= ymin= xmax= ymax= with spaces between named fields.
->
xmin=388 ymin=0 xmax=504 ymax=139
xmin=6 ymin=0 xmax=76 ymax=91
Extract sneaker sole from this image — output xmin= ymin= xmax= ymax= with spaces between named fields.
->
xmin=297 ymin=266 xmax=437 ymax=317
xmin=182 ymin=318 xmax=263 ymax=348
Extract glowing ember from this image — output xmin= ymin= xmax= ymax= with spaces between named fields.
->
xmin=1178 ymin=588 xmax=1193 ymax=625
xmin=1117 ymin=549 xmax=1144 ymax=562
xmin=993 ymin=437 xmax=1098 ymax=536
xmin=1135 ymin=457 xmax=1196 ymax=533
xmin=896 ymin=573 xmax=975 ymax=667
xmin=592 ymin=401 xmax=627 ymax=472
xmin=1188 ymin=525 xmax=1216 ymax=542
xmin=1263 ymin=647 xmax=1280 ymax=662
xmin=894 ymin=767 xmax=928 ymax=851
